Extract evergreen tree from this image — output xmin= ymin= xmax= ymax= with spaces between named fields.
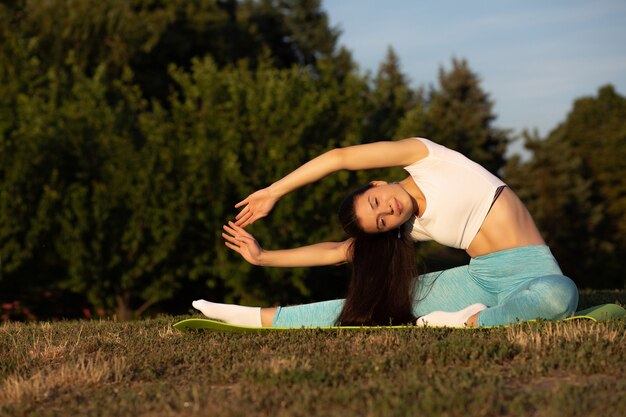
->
xmin=504 ymin=85 xmax=626 ymax=288
xmin=426 ymin=58 xmax=509 ymax=174
xmin=365 ymin=47 xmax=414 ymax=141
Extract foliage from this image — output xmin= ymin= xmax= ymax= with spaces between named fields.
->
xmin=398 ymin=58 xmax=509 ymax=175
xmin=0 ymin=0 xmax=342 ymax=101
xmin=159 ymin=56 xmax=372 ymax=308
xmin=0 ymin=0 xmax=372 ymax=318
xmin=365 ymin=47 xmax=415 ymax=141
xmin=0 ymin=0 xmax=358 ymax=318
xmin=0 ymin=56 xmax=187 ymax=319
xmin=504 ymin=85 xmax=626 ymax=289
xmin=0 ymin=0 xmax=623 ymax=320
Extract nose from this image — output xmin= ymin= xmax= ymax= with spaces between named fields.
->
xmin=377 ymin=201 xmax=394 ymax=216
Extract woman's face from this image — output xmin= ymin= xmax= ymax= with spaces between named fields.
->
xmin=353 ymin=182 xmax=415 ymax=234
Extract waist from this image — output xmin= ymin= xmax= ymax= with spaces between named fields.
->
xmin=469 ymin=244 xmax=563 ymax=277
xmin=466 ymin=187 xmax=545 ymax=257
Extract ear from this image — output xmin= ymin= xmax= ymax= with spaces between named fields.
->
xmin=369 ymin=180 xmax=388 ymax=187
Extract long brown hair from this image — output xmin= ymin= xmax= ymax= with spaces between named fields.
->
xmin=336 ymin=184 xmax=418 ymax=326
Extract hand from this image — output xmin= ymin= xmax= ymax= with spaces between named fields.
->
xmin=222 ymin=221 xmax=265 ymax=265
xmin=234 ymin=187 xmax=277 ymax=227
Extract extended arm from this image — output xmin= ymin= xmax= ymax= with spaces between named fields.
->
xmin=235 ymin=138 xmax=427 ymax=226
xmin=222 ymin=221 xmax=352 ymax=267
xmin=257 ymin=241 xmax=351 ymax=267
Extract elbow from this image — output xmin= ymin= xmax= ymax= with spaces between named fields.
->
xmin=326 ymin=148 xmax=348 ymax=171
xmin=338 ymin=239 xmax=354 ymax=264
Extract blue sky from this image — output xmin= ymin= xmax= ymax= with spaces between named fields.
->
xmin=323 ymin=0 xmax=626 ymax=156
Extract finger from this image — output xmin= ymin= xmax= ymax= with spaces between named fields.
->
xmin=236 ymin=235 xmax=254 ymax=245
xmin=229 ymin=221 xmax=252 ymax=235
xmin=234 ymin=211 xmax=253 ymax=226
xmin=235 ymin=205 xmax=250 ymax=220
xmin=241 ymin=214 xmax=261 ymax=226
xmin=226 ymin=221 xmax=254 ymax=241
xmin=238 ymin=213 xmax=259 ymax=228
xmin=235 ymin=211 xmax=252 ymax=224
xmin=234 ymin=198 xmax=249 ymax=208
xmin=223 ymin=223 xmax=238 ymax=236
xmin=238 ymin=217 xmax=253 ymax=228
xmin=221 ymin=232 xmax=239 ymax=245
xmin=224 ymin=242 xmax=242 ymax=254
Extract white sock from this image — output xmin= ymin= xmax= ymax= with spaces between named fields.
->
xmin=192 ymin=299 xmax=262 ymax=327
xmin=416 ymin=303 xmax=488 ymax=328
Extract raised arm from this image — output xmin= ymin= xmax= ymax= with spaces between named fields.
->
xmin=223 ymin=221 xmax=352 ymax=267
xmin=235 ymin=138 xmax=427 ymax=227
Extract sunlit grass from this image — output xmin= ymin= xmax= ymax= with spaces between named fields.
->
xmin=1 ymin=312 xmax=625 ymax=417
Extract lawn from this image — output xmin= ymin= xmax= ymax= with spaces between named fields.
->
xmin=1 ymin=290 xmax=625 ymax=417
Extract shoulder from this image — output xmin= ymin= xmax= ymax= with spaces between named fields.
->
xmin=396 ymin=137 xmax=430 ymax=163
xmin=400 ymin=137 xmax=435 ymax=167
xmin=399 ymin=137 xmax=429 ymax=150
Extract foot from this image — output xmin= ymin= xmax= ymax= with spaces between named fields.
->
xmin=192 ymin=299 xmax=262 ymax=327
xmin=416 ymin=303 xmax=487 ymax=328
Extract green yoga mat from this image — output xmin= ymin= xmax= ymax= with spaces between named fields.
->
xmin=172 ymin=303 xmax=626 ymax=333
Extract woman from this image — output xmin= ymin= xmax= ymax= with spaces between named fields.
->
xmin=193 ymin=138 xmax=579 ymax=328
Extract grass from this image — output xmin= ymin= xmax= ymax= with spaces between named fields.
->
xmin=1 ymin=291 xmax=625 ymax=417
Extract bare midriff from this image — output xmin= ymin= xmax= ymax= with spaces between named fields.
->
xmin=466 ymin=187 xmax=545 ymax=258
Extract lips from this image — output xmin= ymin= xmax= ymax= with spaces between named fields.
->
xmin=396 ymin=198 xmax=402 ymax=215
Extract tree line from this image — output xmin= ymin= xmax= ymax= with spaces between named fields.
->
xmin=1 ymin=0 xmax=624 ymax=320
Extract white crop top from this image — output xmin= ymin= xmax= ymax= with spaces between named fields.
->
xmin=403 ymin=138 xmax=506 ymax=249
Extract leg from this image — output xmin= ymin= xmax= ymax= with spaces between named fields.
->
xmin=411 ymin=265 xmax=501 ymax=327
xmin=191 ymin=298 xmax=346 ymax=328
xmin=465 ymin=312 xmax=480 ymax=327
xmin=272 ymin=265 xmax=496 ymax=328
xmin=272 ymin=299 xmax=345 ymax=327
xmin=273 ymin=265 xmax=497 ymax=328
xmin=477 ymin=274 xmax=579 ymax=326
xmin=194 ymin=265 xmax=497 ymax=328
xmin=412 ymin=266 xmax=497 ymax=317
xmin=261 ymin=307 xmax=277 ymax=327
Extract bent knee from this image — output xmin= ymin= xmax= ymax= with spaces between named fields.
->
xmin=531 ymin=274 xmax=579 ymax=319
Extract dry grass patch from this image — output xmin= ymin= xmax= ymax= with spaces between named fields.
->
xmin=0 ymin=352 xmax=127 ymax=405
xmin=266 ymin=355 xmax=312 ymax=374
xmin=158 ymin=324 xmax=184 ymax=339
xmin=505 ymin=320 xmax=626 ymax=350
xmin=28 ymin=323 xmax=85 ymax=363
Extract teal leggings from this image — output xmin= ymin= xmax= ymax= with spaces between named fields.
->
xmin=273 ymin=245 xmax=579 ymax=327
